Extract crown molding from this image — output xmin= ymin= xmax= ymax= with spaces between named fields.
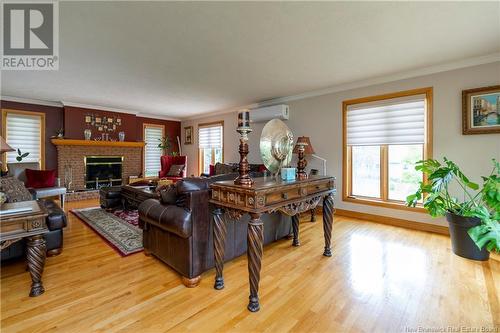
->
xmin=0 ymin=95 xmax=63 ymax=108
xmin=182 ymin=102 xmax=258 ymax=122
xmin=181 ymin=52 xmax=500 ymax=121
xmin=61 ymin=101 xmax=139 ymax=115
xmin=137 ymin=113 xmax=181 ymax=122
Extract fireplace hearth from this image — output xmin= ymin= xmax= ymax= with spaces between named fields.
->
xmin=85 ymin=156 xmax=123 ymax=189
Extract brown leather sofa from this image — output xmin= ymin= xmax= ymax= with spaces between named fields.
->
xmin=138 ymin=174 xmax=291 ymax=287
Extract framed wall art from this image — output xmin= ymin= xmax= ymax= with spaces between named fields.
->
xmin=462 ymin=85 xmax=500 ymax=135
xmin=184 ymin=126 xmax=193 ymax=145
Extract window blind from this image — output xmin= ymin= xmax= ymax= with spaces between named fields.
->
xmin=347 ymin=96 xmax=426 ymax=146
xmin=5 ymin=113 xmax=42 ymax=165
xmin=199 ymin=125 xmax=223 ymax=149
xmin=144 ymin=126 xmax=163 ymax=177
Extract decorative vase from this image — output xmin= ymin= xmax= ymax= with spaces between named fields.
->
xmin=118 ymin=131 xmax=125 ymax=142
xmin=84 ymin=129 xmax=91 ymax=140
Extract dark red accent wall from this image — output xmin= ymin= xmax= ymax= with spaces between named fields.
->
xmin=0 ymin=100 xmax=64 ymax=171
xmin=1 ymin=101 xmax=181 ymax=173
xmin=136 ymin=116 xmax=181 ymax=153
xmin=64 ymin=106 xmax=137 ymax=141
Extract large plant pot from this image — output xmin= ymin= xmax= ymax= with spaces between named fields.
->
xmin=445 ymin=212 xmax=490 ymax=261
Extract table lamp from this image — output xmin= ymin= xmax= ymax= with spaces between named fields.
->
xmin=0 ymin=135 xmax=15 ymax=170
xmin=293 ymin=136 xmax=315 ymax=180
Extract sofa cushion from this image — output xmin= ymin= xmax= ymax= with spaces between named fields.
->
xmin=159 ymin=185 xmax=177 ymax=205
xmin=0 ymin=176 xmax=32 ymax=202
xmin=176 ymin=178 xmax=210 ymax=195
xmin=167 ymin=164 xmax=185 ymax=177
xmin=214 ymin=162 xmax=238 ymax=175
xmin=25 ymin=169 xmax=56 ymax=188
xmin=139 ymin=199 xmax=192 ymax=238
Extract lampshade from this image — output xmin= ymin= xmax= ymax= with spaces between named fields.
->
xmin=293 ymin=136 xmax=315 ymax=155
xmin=0 ymin=136 xmax=14 ymax=154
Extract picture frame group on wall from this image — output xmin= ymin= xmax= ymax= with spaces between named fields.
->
xmin=462 ymin=85 xmax=500 ymax=135
xmin=184 ymin=126 xmax=193 ymax=144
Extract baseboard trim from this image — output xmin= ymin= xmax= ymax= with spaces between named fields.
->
xmin=334 ymin=208 xmax=449 ymax=235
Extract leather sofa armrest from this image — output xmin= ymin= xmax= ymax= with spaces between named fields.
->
xmin=139 ymin=199 xmax=192 ymax=238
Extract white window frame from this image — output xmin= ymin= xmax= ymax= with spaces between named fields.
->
xmin=342 ymin=88 xmax=433 ymax=212
xmin=198 ymin=121 xmax=224 ymax=175
xmin=2 ymin=109 xmax=45 ymax=169
xmin=143 ymin=123 xmax=165 ymax=178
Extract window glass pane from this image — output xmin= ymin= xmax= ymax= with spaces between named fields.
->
xmin=388 ymin=144 xmax=423 ymax=201
xmin=351 ymin=146 xmax=380 ymax=198
xmin=214 ymin=148 xmax=223 ymax=164
xmin=202 ymin=148 xmax=212 ymax=174
xmin=6 ymin=113 xmax=42 ymax=165
xmin=144 ymin=126 xmax=163 ymax=177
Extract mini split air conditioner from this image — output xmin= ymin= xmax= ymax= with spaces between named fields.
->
xmin=250 ymin=104 xmax=289 ymax=123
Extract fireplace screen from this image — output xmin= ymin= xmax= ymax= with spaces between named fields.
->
xmin=84 ymin=156 xmax=123 ymax=189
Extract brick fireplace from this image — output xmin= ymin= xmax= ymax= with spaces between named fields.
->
xmin=53 ymin=139 xmax=144 ymax=191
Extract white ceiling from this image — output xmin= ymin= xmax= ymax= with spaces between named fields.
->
xmin=2 ymin=1 xmax=500 ymax=119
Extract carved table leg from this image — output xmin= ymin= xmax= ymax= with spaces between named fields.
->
xmin=213 ymin=207 xmax=227 ymax=290
xmin=310 ymin=208 xmax=317 ymax=222
xmin=26 ymin=235 xmax=46 ymax=297
xmin=247 ymin=213 xmax=263 ymax=312
xmin=322 ymin=193 xmax=335 ymax=257
xmin=291 ymin=214 xmax=300 ymax=247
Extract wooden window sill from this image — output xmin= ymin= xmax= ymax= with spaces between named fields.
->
xmin=343 ymin=196 xmax=427 ymax=213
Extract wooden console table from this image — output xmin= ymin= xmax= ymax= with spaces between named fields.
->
xmin=209 ymin=175 xmax=336 ymax=312
xmin=0 ymin=201 xmax=49 ymax=297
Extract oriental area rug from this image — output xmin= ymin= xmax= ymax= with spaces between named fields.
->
xmin=71 ymin=207 xmax=143 ymax=256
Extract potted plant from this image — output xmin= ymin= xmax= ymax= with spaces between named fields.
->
xmin=406 ymin=158 xmax=499 ymax=261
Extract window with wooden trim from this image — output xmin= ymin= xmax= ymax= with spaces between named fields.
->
xmin=2 ymin=109 xmax=45 ymax=169
xmin=342 ymin=88 xmax=433 ymax=211
xmin=143 ymin=124 xmax=164 ymax=177
xmin=198 ymin=121 xmax=223 ymax=175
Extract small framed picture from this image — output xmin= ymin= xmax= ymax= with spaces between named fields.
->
xmin=108 ymin=118 xmax=113 ymax=123
xmin=184 ymin=126 xmax=193 ymax=145
xmin=95 ymin=117 xmax=102 ymax=124
xmin=85 ymin=115 xmax=91 ymax=123
xmin=462 ymin=85 xmax=500 ymax=135
xmin=117 ymin=118 xmax=121 ymax=124
xmin=98 ymin=126 xmax=103 ymax=131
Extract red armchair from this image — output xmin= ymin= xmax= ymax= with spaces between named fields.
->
xmin=159 ymin=155 xmax=187 ymax=183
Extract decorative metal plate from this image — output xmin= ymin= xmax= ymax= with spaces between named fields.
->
xmin=259 ymin=119 xmax=294 ymax=175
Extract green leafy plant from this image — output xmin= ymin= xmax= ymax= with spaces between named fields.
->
xmin=406 ymin=158 xmax=500 ymax=252
xmin=15 ymin=149 xmax=29 ymax=162
xmin=157 ymin=135 xmax=171 ymax=152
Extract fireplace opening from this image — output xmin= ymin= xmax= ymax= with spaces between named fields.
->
xmin=84 ymin=156 xmax=123 ymax=189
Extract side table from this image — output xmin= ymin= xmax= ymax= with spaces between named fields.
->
xmin=0 ymin=200 xmax=49 ymax=297
xmin=210 ymin=175 xmax=336 ymax=312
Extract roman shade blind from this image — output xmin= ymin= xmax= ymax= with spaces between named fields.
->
xmin=198 ymin=124 xmax=223 ymax=149
xmin=5 ymin=112 xmax=42 ymax=165
xmin=144 ymin=126 xmax=163 ymax=177
xmin=346 ymin=95 xmax=426 ymax=146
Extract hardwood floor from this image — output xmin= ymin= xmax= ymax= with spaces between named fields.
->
xmin=1 ymin=199 xmax=499 ymax=332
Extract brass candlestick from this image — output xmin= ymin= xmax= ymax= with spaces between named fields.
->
xmin=234 ymin=126 xmax=254 ymax=186
xmin=296 ymin=142 xmax=308 ymax=180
